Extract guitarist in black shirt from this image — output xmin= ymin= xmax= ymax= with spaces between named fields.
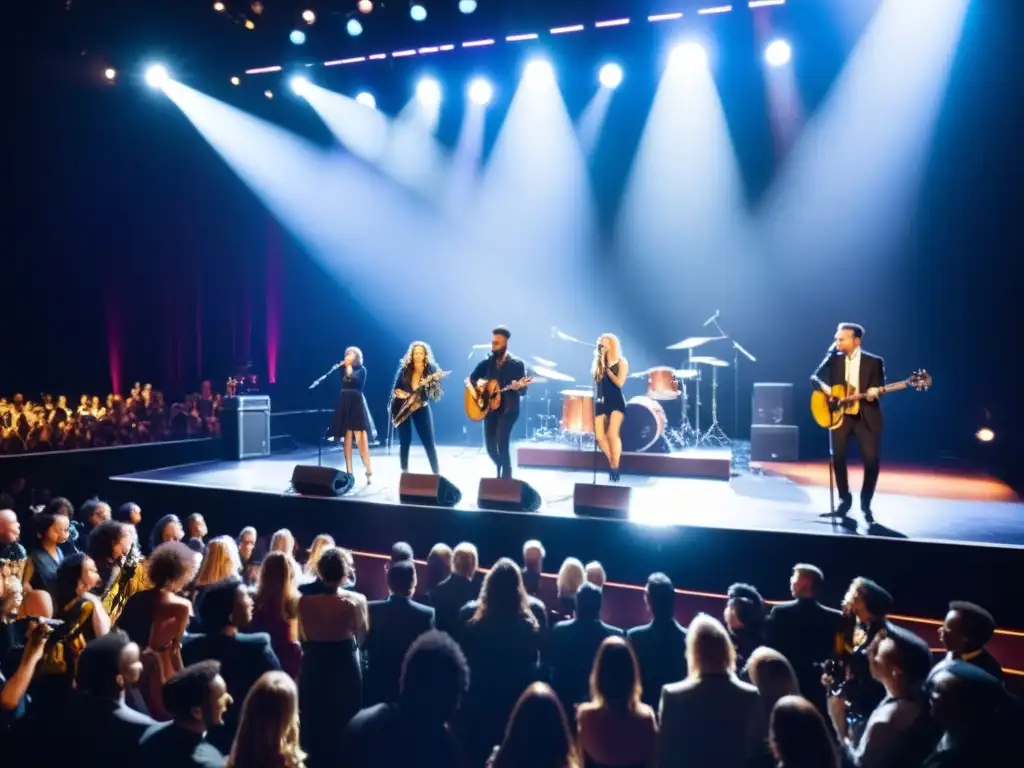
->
xmin=467 ymin=326 xmax=530 ymax=479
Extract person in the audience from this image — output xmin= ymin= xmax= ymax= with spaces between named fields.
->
xmin=423 ymin=542 xmax=453 ymax=595
xmin=933 ymin=601 xmax=1003 ymax=682
xmin=185 ymin=513 xmax=208 ymax=556
xmin=390 ymin=541 xmax=414 ymax=564
xmin=745 ymin=647 xmax=799 ymax=724
xmin=487 ymin=682 xmax=579 ymax=768
xmin=556 ymin=557 xmax=585 ymax=619
xmin=191 ymin=536 xmax=242 ymax=616
xmin=521 ymin=539 xmax=544 ymax=598
xmin=297 ymin=546 xmax=368 ymax=767
xmin=148 ymin=514 xmax=184 ymax=554
xmin=250 ymin=551 xmax=303 ymax=680
xmin=766 ymin=563 xmax=842 ymax=715
xmin=428 ymin=541 xmax=481 ymax=637
xmin=237 ymin=526 xmax=258 ymax=586
xmin=550 ymin=582 xmax=624 ymax=711
xmin=301 ymin=534 xmax=335 ymax=585
xmin=73 ymin=498 xmax=112 ymax=550
xmin=23 ymin=509 xmax=70 ymax=594
xmin=86 ymin=519 xmax=134 ymax=597
xmin=830 ymin=624 xmax=937 ymax=767
xmin=724 ymin=582 xmax=767 ymax=675
xmin=576 ymin=636 xmax=658 ymax=768
xmin=627 ymin=572 xmax=688 ymax=708
xmin=113 ymin=502 xmax=144 ymax=559
xmin=0 ymin=507 xmax=26 ymax=571
xmin=364 ymin=559 xmax=435 ymax=705
xmin=459 ymin=558 xmax=543 ymax=766
xmin=182 ymin=579 xmax=281 ymax=753
xmin=585 ymin=561 xmax=607 ymax=589
xmin=45 ymin=553 xmax=111 ymax=683
xmin=658 ymin=614 xmax=763 ymax=768
xmin=226 ymin=671 xmax=306 ymax=768
xmin=343 ymin=630 xmax=470 ymax=767
xmin=769 ymin=695 xmax=840 ymax=768
xmin=71 ymin=630 xmax=156 ymax=763
xmin=298 ymin=544 xmax=355 ymax=596
xmin=139 ymin=660 xmax=232 ymax=767
xmin=0 ymin=620 xmax=51 ymax=738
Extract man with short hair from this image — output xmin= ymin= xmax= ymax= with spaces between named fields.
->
xmin=627 ymin=572 xmax=687 ymax=708
xmin=812 ymin=322 xmax=886 ymax=522
xmin=428 ymin=541 xmax=481 ymax=637
xmin=467 ymin=325 xmax=530 ymax=478
xmin=933 ymin=601 xmax=1003 ymax=682
xmin=185 ymin=513 xmax=208 ymax=556
xmin=521 ymin=539 xmax=544 ymax=597
xmin=139 ymin=661 xmax=231 ymax=767
xmin=549 ymin=582 xmax=623 ymax=709
xmin=585 ymin=560 xmax=607 ymax=588
xmin=236 ymin=526 xmax=258 ymax=586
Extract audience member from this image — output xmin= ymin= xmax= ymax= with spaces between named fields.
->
xmin=301 ymin=534 xmax=335 ymax=585
xmin=487 ymin=682 xmax=579 ymax=768
xmin=191 ymin=536 xmax=242 ymax=614
xmin=724 ymin=582 xmax=767 ymax=675
xmin=746 ymin=647 xmax=799 ymax=720
xmin=428 ymin=541 xmax=481 ymax=637
xmin=0 ymin=508 xmax=27 ymax=574
xmin=933 ymin=601 xmax=1003 ymax=683
xmin=23 ymin=509 xmax=70 ymax=594
xmin=237 ymin=526 xmax=259 ymax=586
xmin=148 ymin=514 xmax=184 ymax=554
xmin=390 ymin=541 xmax=414 ymax=563
xmin=627 ymin=572 xmax=688 ymax=708
xmin=585 ymin=561 xmax=607 ymax=589
xmin=250 ymin=551 xmax=303 ymax=680
xmin=550 ymin=582 xmax=624 ymax=711
xmin=423 ymin=542 xmax=453 ymax=594
xmin=185 ymin=513 xmax=208 ymax=556
xmin=555 ymin=557 xmax=585 ymax=619
xmin=226 ymin=671 xmax=306 ymax=768
xmin=521 ymin=539 xmax=544 ymax=598
xmin=769 ymin=695 xmax=839 ymax=768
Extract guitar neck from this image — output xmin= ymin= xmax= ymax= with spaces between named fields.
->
xmin=848 ymin=380 xmax=910 ymax=401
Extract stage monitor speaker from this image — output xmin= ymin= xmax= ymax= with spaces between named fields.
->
xmin=399 ymin=473 xmax=462 ymax=508
xmin=750 ymin=424 xmax=799 ymax=462
xmin=290 ymin=465 xmax=354 ymax=497
xmin=573 ymin=484 xmax=632 ymax=520
xmin=221 ymin=395 xmax=272 ymax=460
xmin=752 ymin=383 xmax=794 ymax=426
xmin=477 ymin=478 xmax=542 ymax=513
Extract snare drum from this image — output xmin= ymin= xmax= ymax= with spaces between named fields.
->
xmin=622 ymin=396 xmax=667 ymax=452
xmin=647 ymin=367 xmax=680 ymax=400
xmin=560 ymin=389 xmax=595 ymax=434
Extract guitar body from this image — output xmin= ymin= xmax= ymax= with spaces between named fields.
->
xmin=810 ymin=384 xmax=860 ymax=430
xmin=464 ymin=380 xmax=497 ymax=421
xmin=393 ymin=370 xmax=449 ymax=427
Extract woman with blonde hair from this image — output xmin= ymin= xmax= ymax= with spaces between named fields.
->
xmin=592 ymin=334 xmax=628 ymax=482
xmin=302 ymin=535 xmax=335 ymax=583
xmin=488 ymin=682 xmax=579 ymax=768
xmin=391 ymin=341 xmax=444 ymax=474
xmin=556 ymin=557 xmax=586 ymax=618
xmin=328 ymin=346 xmax=376 ymax=484
xmin=251 ymin=552 xmax=303 ymax=679
xmin=576 ymin=636 xmax=658 ymax=767
xmin=227 ymin=670 xmax=307 ymax=768
xmin=194 ymin=536 xmax=242 ymax=589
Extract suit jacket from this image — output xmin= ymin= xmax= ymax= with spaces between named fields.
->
xmin=766 ymin=599 xmax=843 ymax=710
xmin=658 ymin=674 xmax=764 ymax=768
xmin=426 ymin=573 xmax=481 ymax=638
xmin=813 ymin=349 xmax=886 ymax=431
xmin=627 ymin=619 xmax=688 ymax=708
xmin=549 ymin=617 xmax=624 ymax=708
xmin=364 ymin=595 xmax=435 ymax=704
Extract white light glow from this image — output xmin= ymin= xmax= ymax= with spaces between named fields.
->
xmin=410 ymin=4 xmax=427 ymax=21
xmin=669 ymin=42 xmax=708 ymax=72
xmin=302 ymin=9 xmax=316 ymax=24
xmin=290 ymin=30 xmax=306 ymax=45
xmin=976 ymin=427 xmax=995 ymax=442
xmin=468 ymin=78 xmax=494 ymax=106
xmin=144 ymin=64 xmax=169 ymax=88
xmin=523 ymin=59 xmax=555 ymax=87
xmin=355 ymin=91 xmax=377 ymax=109
xmin=765 ymin=39 xmax=792 ymax=67
xmin=347 ymin=19 xmax=363 ymax=36
xmin=599 ymin=63 xmax=623 ymax=89
xmin=104 ymin=68 xmax=117 ymax=81
xmin=358 ymin=0 xmax=373 ymax=12
xmin=459 ymin=0 xmax=477 ymax=13
xmin=290 ymin=75 xmax=311 ymax=95
xmin=416 ymin=77 xmax=442 ymax=107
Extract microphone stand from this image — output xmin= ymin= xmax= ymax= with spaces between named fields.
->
xmin=309 ymin=362 xmax=343 ymax=467
xmin=708 ymin=316 xmax=756 ymax=440
xmin=811 ymin=344 xmax=839 ymax=518
xmin=553 ymin=328 xmax=602 ymax=484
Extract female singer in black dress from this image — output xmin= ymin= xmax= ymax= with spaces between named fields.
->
xmin=392 ymin=341 xmax=442 ymax=474
xmin=593 ymin=334 xmax=629 ymax=482
xmin=330 ymin=347 xmax=376 ymax=483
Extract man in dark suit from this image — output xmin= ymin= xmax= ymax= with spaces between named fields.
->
xmin=364 ymin=560 xmax=435 ymax=704
xmin=766 ymin=563 xmax=843 ymax=715
xmin=549 ymin=582 xmax=623 ymax=710
xmin=627 ymin=572 xmax=688 ymax=708
xmin=812 ymin=322 xmax=885 ymax=522
xmin=427 ymin=542 xmax=481 ymax=638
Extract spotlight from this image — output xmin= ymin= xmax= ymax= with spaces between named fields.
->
xmin=976 ymin=427 xmax=995 ymax=442
xmin=410 ymin=4 xmax=427 ymax=21
xmin=467 ymin=77 xmax=493 ymax=106
xmin=144 ymin=64 xmax=169 ymax=88
xmin=355 ymin=91 xmax=376 ymax=109
xmin=669 ymin=42 xmax=708 ymax=71
xmin=358 ymin=0 xmax=373 ymax=12
xmin=213 ymin=1 xmax=225 ymax=11
xmin=764 ymin=39 xmax=792 ymax=67
xmin=599 ymin=63 xmax=623 ymax=89
xmin=347 ymin=18 xmax=363 ymax=36
xmin=231 ymin=76 xmax=241 ymax=85
xmin=523 ymin=59 xmax=555 ymax=86
xmin=245 ymin=19 xmax=256 ymax=30
xmin=459 ymin=0 xmax=477 ymax=12
xmin=290 ymin=29 xmax=306 ymax=45
xmin=416 ymin=77 xmax=442 ymax=107
xmin=290 ymin=75 xmax=311 ymax=95
xmin=302 ymin=9 xmax=316 ymax=24
xmin=104 ymin=68 xmax=117 ymax=82
xmin=264 ymin=89 xmax=274 ymax=99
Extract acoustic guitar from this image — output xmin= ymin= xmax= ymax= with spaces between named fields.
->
xmin=809 ymin=369 xmax=931 ymax=430
xmin=390 ymin=370 xmax=450 ymax=428
xmin=464 ymin=377 xmax=533 ymax=421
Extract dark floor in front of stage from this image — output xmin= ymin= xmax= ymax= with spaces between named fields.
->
xmin=115 ymin=444 xmax=1024 ymax=548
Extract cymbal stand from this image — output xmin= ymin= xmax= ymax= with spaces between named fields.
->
xmin=698 ymin=366 xmax=730 ymax=447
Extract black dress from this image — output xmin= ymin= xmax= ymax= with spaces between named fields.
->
xmin=330 ymin=365 xmax=377 ymax=440
xmin=596 ymin=361 xmax=626 ymax=417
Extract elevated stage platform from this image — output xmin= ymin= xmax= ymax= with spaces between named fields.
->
xmin=516 ymin=444 xmax=732 ymax=480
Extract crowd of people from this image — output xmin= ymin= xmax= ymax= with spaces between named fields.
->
xmin=0 ymin=382 xmax=223 ymax=453
xmin=0 ymin=489 xmax=1019 ymax=767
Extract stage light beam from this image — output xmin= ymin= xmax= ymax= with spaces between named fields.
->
xmin=347 ymin=18 xmax=363 ymax=36
xmin=765 ymin=39 xmax=792 ymax=67
xmin=523 ymin=59 xmax=555 ymax=87
xmin=599 ymin=63 xmax=623 ymax=89
xmin=144 ymin=64 xmax=169 ymax=88
xmin=468 ymin=78 xmax=494 ymax=106
xmin=410 ymin=4 xmax=427 ymax=21
xmin=104 ymin=68 xmax=117 ymax=82
xmin=459 ymin=0 xmax=477 ymax=13
xmin=290 ymin=30 xmax=306 ymax=45
xmin=669 ymin=42 xmax=709 ymax=72
xmin=416 ymin=77 xmax=442 ymax=107
xmin=355 ymin=91 xmax=377 ymax=109
xmin=290 ymin=75 xmax=311 ymax=95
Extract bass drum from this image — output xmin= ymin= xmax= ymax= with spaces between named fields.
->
xmin=622 ymin=396 xmax=667 ymax=453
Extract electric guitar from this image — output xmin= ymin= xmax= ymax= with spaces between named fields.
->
xmin=391 ymin=370 xmax=450 ymax=428
xmin=810 ymin=369 xmax=931 ymax=430
xmin=464 ymin=377 xmax=533 ymax=422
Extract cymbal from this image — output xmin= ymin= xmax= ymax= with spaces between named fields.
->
xmin=673 ymin=369 xmax=699 ymax=379
xmin=530 ymin=377 xmax=549 ymax=384
xmin=532 ymin=355 xmax=557 ymax=368
xmin=471 ymin=343 xmax=491 ymax=349
xmin=666 ymin=336 xmax=722 ymax=350
xmin=533 ymin=365 xmax=575 ymax=382
xmin=690 ymin=356 xmax=729 ymax=367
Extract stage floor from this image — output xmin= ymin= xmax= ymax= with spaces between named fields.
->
xmin=114 ymin=443 xmax=1024 ymax=548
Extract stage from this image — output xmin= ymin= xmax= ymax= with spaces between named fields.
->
xmin=112 ymin=443 xmax=1023 ymax=548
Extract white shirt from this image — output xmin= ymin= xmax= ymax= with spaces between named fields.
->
xmin=845 ymin=347 xmax=862 ymax=392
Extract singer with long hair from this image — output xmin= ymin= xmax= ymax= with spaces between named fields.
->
xmin=330 ymin=347 xmax=376 ymax=484
xmin=593 ymin=334 xmax=629 ymax=482
xmin=392 ymin=341 xmax=442 ymax=474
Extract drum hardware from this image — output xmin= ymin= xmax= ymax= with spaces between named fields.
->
xmin=702 ymin=310 xmax=756 ymax=442
xmin=532 ymin=366 xmax=575 ymax=383
xmin=532 ymin=355 xmax=558 ymax=368
xmin=665 ymin=335 xmax=725 ymax=351
xmin=693 ymin=359 xmax=730 ymax=447
xmin=622 ymin=396 xmax=668 ymax=452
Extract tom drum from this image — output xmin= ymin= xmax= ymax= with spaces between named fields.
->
xmin=646 ymin=367 xmax=680 ymax=400
xmin=560 ymin=389 xmax=595 ymax=434
xmin=622 ymin=396 xmax=667 ymax=453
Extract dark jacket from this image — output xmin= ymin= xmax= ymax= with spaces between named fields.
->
xmin=549 ymin=617 xmax=624 ymax=708
xmin=627 ymin=619 xmax=688 ymax=708
xmin=813 ymin=350 xmax=886 ymax=431
xmin=426 ymin=573 xmax=481 ymax=638
xmin=364 ymin=596 xmax=435 ymax=704
xmin=469 ymin=353 xmax=529 ymax=413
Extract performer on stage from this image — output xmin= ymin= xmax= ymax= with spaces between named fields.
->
xmin=593 ymin=334 xmax=629 ymax=482
xmin=330 ymin=347 xmax=376 ymax=484
xmin=811 ymin=323 xmax=884 ymax=523
xmin=392 ymin=341 xmax=442 ymax=474
xmin=468 ymin=326 xmax=529 ymax=479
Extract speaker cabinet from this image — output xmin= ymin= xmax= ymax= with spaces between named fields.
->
xmin=573 ymin=484 xmax=631 ymax=520
xmin=399 ymin=473 xmax=462 ymax=507
xmin=752 ymin=383 xmax=795 ymax=426
xmin=477 ymin=478 xmax=542 ymax=512
xmin=222 ymin=395 xmax=272 ymax=460
xmin=290 ymin=465 xmax=354 ymax=497
xmin=750 ymin=425 xmax=799 ymax=462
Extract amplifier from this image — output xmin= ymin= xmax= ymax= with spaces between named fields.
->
xmin=222 ymin=396 xmax=271 ymax=460
xmin=750 ymin=424 xmax=799 ymax=462
xmin=752 ymin=383 xmax=795 ymax=426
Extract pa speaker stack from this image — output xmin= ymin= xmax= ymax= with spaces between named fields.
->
xmin=573 ymin=484 xmax=631 ymax=520
xmin=751 ymin=383 xmax=798 ymax=461
xmin=477 ymin=478 xmax=543 ymax=512
xmin=399 ymin=473 xmax=463 ymax=507
xmin=290 ymin=465 xmax=354 ymax=497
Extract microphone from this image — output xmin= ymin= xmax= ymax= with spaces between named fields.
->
xmin=703 ymin=310 xmax=720 ymax=328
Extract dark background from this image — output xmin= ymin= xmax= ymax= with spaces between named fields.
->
xmin=6 ymin=0 xmax=1022 ymax=488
